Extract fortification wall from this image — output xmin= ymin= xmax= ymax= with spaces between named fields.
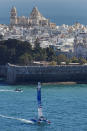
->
xmin=0 ymin=66 xmax=7 ymax=77
xmin=6 ymin=64 xmax=87 ymax=84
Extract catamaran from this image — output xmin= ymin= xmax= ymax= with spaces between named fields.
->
xmin=30 ymin=82 xmax=51 ymax=124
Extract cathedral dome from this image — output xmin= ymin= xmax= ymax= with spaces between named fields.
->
xmin=29 ymin=7 xmax=46 ymax=20
xmin=22 ymin=16 xmax=25 ymax=18
xmin=11 ymin=6 xmax=17 ymax=12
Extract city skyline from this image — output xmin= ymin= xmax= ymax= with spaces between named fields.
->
xmin=0 ymin=0 xmax=87 ymax=25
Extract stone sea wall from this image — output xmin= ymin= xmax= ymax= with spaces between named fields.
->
xmin=0 ymin=65 xmax=7 ymax=77
xmin=6 ymin=64 xmax=87 ymax=84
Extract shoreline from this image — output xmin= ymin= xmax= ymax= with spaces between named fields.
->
xmin=42 ymin=81 xmax=87 ymax=85
xmin=42 ymin=82 xmax=77 ymax=85
xmin=12 ymin=81 xmax=87 ymax=86
xmin=1 ymin=81 xmax=87 ymax=86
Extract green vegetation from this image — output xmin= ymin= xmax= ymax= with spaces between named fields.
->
xmin=57 ymin=54 xmax=67 ymax=65
xmin=0 ymin=39 xmax=56 ymax=65
xmin=78 ymin=57 xmax=87 ymax=65
xmin=70 ymin=56 xmax=79 ymax=63
xmin=0 ymin=39 xmax=87 ymax=65
xmin=49 ymin=61 xmax=57 ymax=66
xmin=70 ymin=57 xmax=87 ymax=65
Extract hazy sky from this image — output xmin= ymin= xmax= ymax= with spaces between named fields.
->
xmin=0 ymin=0 xmax=87 ymax=25
xmin=0 ymin=0 xmax=85 ymax=14
xmin=1 ymin=0 xmax=86 ymax=12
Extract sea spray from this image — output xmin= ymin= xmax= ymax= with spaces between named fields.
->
xmin=0 ymin=114 xmax=34 ymax=124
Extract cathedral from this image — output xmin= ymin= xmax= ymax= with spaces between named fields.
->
xmin=10 ymin=6 xmax=56 ymax=28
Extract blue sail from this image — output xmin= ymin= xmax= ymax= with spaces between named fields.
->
xmin=30 ymin=82 xmax=51 ymax=124
xmin=37 ymin=82 xmax=41 ymax=107
xmin=37 ymin=82 xmax=43 ymax=118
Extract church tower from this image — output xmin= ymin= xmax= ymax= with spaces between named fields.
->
xmin=10 ymin=6 xmax=17 ymax=25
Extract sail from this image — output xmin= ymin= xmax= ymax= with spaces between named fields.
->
xmin=37 ymin=82 xmax=41 ymax=106
xmin=37 ymin=82 xmax=43 ymax=118
xmin=38 ymin=107 xmax=43 ymax=118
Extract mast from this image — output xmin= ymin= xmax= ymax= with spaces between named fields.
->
xmin=37 ymin=82 xmax=43 ymax=118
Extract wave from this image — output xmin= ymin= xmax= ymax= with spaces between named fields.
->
xmin=0 ymin=114 xmax=34 ymax=124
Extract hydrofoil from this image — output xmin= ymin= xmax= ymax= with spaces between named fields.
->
xmin=30 ymin=82 xmax=50 ymax=124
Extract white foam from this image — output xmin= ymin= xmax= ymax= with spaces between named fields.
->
xmin=0 ymin=114 xmax=34 ymax=124
xmin=0 ymin=89 xmax=23 ymax=93
xmin=0 ymin=89 xmax=14 ymax=92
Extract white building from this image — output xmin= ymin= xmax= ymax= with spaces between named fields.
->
xmin=74 ymin=36 xmax=87 ymax=58
xmin=10 ymin=6 xmax=56 ymax=28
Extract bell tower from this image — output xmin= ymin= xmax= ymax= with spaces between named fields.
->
xmin=10 ymin=6 xmax=17 ymax=25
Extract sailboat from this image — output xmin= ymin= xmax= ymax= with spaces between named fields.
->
xmin=30 ymin=82 xmax=50 ymax=124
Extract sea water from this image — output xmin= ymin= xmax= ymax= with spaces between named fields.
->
xmin=0 ymin=83 xmax=87 ymax=130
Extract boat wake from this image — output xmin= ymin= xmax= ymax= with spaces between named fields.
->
xmin=0 ymin=114 xmax=34 ymax=124
xmin=0 ymin=89 xmax=14 ymax=92
xmin=0 ymin=89 xmax=23 ymax=92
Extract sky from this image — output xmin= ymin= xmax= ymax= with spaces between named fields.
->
xmin=0 ymin=0 xmax=87 ymax=25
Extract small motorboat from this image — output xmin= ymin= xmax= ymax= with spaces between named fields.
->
xmin=15 ymin=88 xmax=23 ymax=92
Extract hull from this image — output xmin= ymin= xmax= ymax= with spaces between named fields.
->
xmin=30 ymin=119 xmax=50 ymax=124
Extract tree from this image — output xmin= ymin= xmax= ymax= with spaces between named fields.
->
xmin=18 ymin=53 xmax=32 ymax=65
xmin=7 ymin=48 xmax=16 ymax=63
xmin=78 ymin=57 xmax=87 ymax=65
xmin=71 ymin=56 xmax=79 ymax=63
xmin=49 ymin=61 xmax=57 ymax=66
xmin=57 ymin=54 xmax=67 ymax=65
xmin=46 ymin=47 xmax=56 ymax=61
xmin=0 ymin=45 xmax=8 ymax=64
xmin=0 ymin=34 xmax=3 ymax=40
xmin=34 ymin=38 xmax=41 ymax=51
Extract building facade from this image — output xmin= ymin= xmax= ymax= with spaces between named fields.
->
xmin=74 ymin=36 xmax=87 ymax=58
xmin=10 ymin=6 xmax=56 ymax=28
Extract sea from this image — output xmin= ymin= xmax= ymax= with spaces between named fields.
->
xmin=0 ymin=83 xmax=87 ymax=131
